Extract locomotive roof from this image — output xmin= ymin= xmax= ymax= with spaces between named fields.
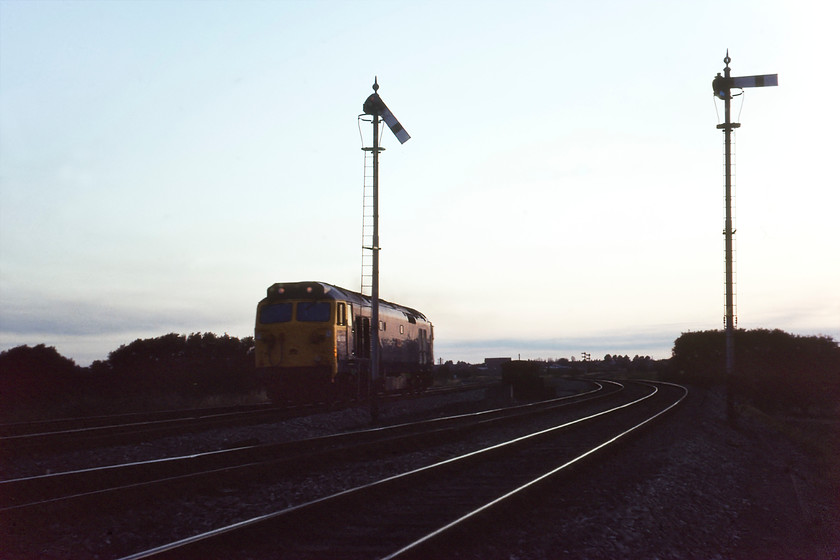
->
xmin=262 ymin=281 xmax=430 ymax=323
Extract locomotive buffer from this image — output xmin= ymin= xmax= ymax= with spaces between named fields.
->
xmin=712 ymin=51 xmax=777 ymax=425
xmin=361 ymin=78 xmax=410 ymax=421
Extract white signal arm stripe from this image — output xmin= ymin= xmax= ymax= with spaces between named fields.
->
xmin=381 ymin=105 xmax=410 ymax=144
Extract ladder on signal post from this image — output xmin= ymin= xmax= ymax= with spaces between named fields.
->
xmin=359 ymin=78 xmax=410 ymax=299
xmin=359 ymin=78 xmax=410 ymax=423
xmin=360 ymin=145 xmax=376 ymax=296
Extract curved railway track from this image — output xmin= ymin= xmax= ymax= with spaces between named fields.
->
xmin=0 ymin=381 xmax=610 ymax=512
xmin=112 ymin=380 xmax=686 ymax=559
xmin=1 ymin=379 xmax=685 ymax=559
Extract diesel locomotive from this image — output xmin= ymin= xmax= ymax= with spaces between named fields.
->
xmin=254 ymin=281 xmax=434 ymax=402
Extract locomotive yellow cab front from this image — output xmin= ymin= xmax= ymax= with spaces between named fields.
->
xmin=256 ymin=300 xmax=335 ymax=370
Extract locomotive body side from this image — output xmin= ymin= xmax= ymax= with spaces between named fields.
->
xmin=372 ymin=300 xmax=434 ymax=392
xmin=254 ymin=281 xmax=433 ymax=402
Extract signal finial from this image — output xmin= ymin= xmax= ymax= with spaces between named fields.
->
xmin=372 ymin=76 xmax=379 ymax=93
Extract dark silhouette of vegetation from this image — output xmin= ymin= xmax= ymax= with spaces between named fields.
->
xmin=601 ymin=354 xmax=658 ymax=373
xmin=0 ymin=344 xmax=82 ymax=407
xmin=3 ymin=328 xmax=837 ymax=419
xmin=669 ymin=329 xmax=840 ymax=414
xmin=0 ymin=343 xmax=80 ymax=377
xmin=0 ymin=334 xmax=256 ymax=419
xmin=100 ymin=332 xmax=255 ymax=396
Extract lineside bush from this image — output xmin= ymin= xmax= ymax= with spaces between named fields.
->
xmin=669 ymin=329 xmax=840 ymax=414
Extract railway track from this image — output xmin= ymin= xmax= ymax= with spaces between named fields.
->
xmin=0 ymin=382 xmax=493 ymax=456
xmin=3 ymin=379 xmax=684 ymax=559
xmin=0 ymin=403 xmax=281 ymax=438
xmin=112 ymin=380 xmax=685 ymax=559
xmin=1 ymin=380 xmax=613 ymax=557
xmin=0 ymin=404 xmax=298 ymax=454
xmin=0 ymin=380 xmax=610 ymax=511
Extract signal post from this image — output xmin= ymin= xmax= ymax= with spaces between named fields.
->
xmin=361 ymin=79 xmax=410 ymax=422
xmin=712 ymin=51 xmax=777 ymax=425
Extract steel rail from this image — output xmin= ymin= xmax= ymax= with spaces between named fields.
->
xmin=0 ymin=407 xmax=300 ymax=452
xmin=383 ymin=380 xmax=688 ymax=559
xmin=0 ymin=382 xmax=497 ymax=449
xmin=1 ymin=381 xmax=610 ymax=510
xmin=115 ymin=381 xmax=683 ymax=560
xmin=0 ymin=403 xmax=279 ymax=438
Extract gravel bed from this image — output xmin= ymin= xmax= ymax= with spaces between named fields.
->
xmin=427 ymin=384 xmax=840 ymax=559
xmin=3 ymin=387 xmax=490 ymax=480
xmin=5 ymin=380 xmax=837 ymax=559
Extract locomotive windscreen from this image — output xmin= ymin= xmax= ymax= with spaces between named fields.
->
xmin=259 ymin=301 xmax=332 ymax=324
xmin=260 ymin=303 xmax=293 ymax=324
xmin=297 ymin=301 xmax=331 ymax=322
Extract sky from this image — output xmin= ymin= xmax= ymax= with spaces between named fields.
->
xmin=1 ymin=0 xmax=838 ymax=366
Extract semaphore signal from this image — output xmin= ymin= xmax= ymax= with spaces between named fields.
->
xmin=364 ymin=82 xmax=410 ymax=145
xmin=360 ymin=77 xmax=410 ymax=421
xmin=712 ymin=50 xmax=777 ymax=425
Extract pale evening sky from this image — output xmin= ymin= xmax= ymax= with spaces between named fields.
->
xmin=1 ymin=0 xmax=837 ymax=365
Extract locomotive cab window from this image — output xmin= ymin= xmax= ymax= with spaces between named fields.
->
xmin=297 ymin=301 xmax=331 ymax=322
xmin=336 ymin=303 xmax=347 ymax=326
xmin=260 ymin=303 xmax=293 ymax=324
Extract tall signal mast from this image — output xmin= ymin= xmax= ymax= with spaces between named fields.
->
xmin=712 ymin=51 xmax=777 ymax=424
xmin=360 ymin=78 xmax=410 ymax=420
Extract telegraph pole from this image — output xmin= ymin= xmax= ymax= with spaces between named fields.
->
xmin=712 ymin=51 xmax=777 ymax=425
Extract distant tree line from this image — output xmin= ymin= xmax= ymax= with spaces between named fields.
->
xmin=0 ymin=333 xmax=255 ymax=418
xmin=600 ymin=354 xmax=658 ymax=372
xmin=669 ymin=329 xmax=840 ymax=413
xmin=2 ymin=328 xmax=838 ymax=418
xmin=92 ymin=332 xmax=255 ymax=394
